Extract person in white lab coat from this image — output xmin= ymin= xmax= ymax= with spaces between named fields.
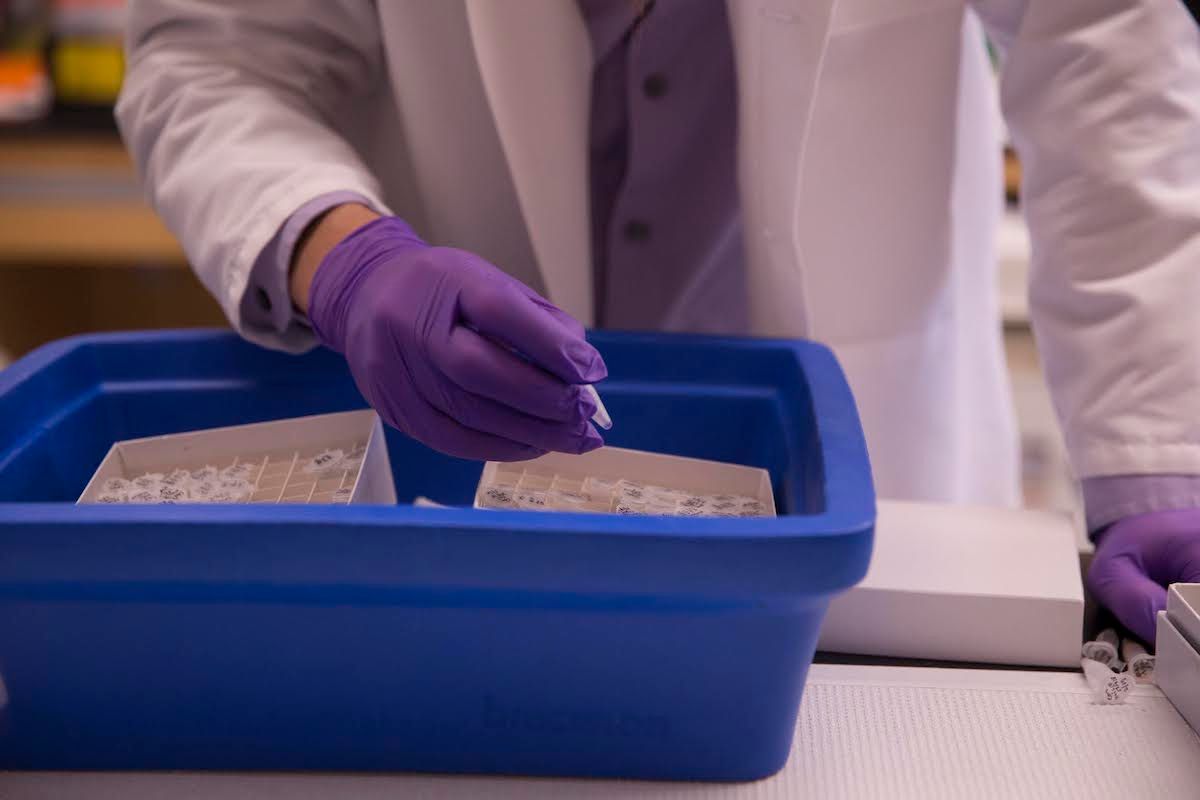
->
xmin=116 ymin=0 xmax=1200 ymax=643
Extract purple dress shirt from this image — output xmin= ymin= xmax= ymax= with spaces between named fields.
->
xmin=579 ymin=0 xmax=746 ymax=333
xmin=238 ymin=0 xmax=1200 ymax=528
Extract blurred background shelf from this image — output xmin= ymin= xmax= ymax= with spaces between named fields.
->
xmin=0 ymin=202 xmax=182 ymax=265
xmin=0 ymin=130 xmax=185 ymax=266
xmin=0 ymin=130 xmax=224 ymax=365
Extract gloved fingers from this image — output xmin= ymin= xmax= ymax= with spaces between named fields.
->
xmin=437 ymin=327 xmax=597 ymax=423
xmin=420 ymin=420 xmax=548 ymax=462
xmin=541 ymin=304 xmax=588 ymax=341
xmin=1087 ymin=551 xmax=1167 ymax=645
xmin=404 ymin=405 xmax=548 ymax=463
xmin=457 ymin=277 xmax=606 ymax=385
xmin=362 ymin=370 xmax=546 ymax=462
xmin=513 ymin=282 xmax=588 ymax=340
xmin=428 ymin=382 xmax=603 ymax=455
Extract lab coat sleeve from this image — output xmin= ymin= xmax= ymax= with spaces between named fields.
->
xmin=115 ymin=0 xmax=392 ymax=353
xmin=1082 ymin=474 xmax=1200 ymax=531
xmin=970 ymin=0 xmax=1200 ymax=478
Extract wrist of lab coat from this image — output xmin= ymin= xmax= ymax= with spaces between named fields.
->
xmin=1082 ymin=474 xmax=1200 ymax=535
xmin=239 ymin=190 xmax=377 ymax=347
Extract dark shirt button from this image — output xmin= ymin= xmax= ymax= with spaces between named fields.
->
xmin=256 ymin=286 xmax=272 ymax=312
xmin=642 ymin=73 xmax=668 ymax=99
xmin=623 ymin=219 xmax=652 ymax=242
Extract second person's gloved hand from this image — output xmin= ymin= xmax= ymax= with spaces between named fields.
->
xmin=1087 ymin=508 xmax=1200 ymax=644
xmin=308 ymin=216 xmax=606 ymax=461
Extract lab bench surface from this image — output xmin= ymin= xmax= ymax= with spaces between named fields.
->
xmin=4 ymin=664 xmax=1197 ymax=800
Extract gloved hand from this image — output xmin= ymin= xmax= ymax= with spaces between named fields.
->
xmin=308 ymin=216 xmax=606 ymax=461
xmin=1087 ymin=509 xmax=1200 ymax=645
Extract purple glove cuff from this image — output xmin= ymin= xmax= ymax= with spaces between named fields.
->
xmin=308 ymin=216 xmax=426 ymax=352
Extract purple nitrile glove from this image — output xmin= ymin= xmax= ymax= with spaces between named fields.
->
xmin=1087 ymin=509 xmax=1200 ymax=645
xmin=308 ymin=216 xmax=606 ymax=461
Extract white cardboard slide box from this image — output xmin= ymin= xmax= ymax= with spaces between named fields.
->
xmin=1167 ymin=583 xmax=1200 ymax=651
xmin=1157 ymin=584 xmax=1200 ymax=736
xmin=818 ymin=500 xmax=1084 ymax=667
xmin=78 ymin=410 xmax=397 ymax=506
xmin=475 ymin=446 xmax=776 ymax=515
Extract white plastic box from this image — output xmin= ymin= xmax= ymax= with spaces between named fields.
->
xmin=77 ymin=410 xmax=396 ymax=505
xmin=818 ymin=500 xmax=1085 ymax=667
xmin=1157 ymin=584 xmax=1200 ymax=736
xmin=474 ymin=446 xmax=776 ymax=517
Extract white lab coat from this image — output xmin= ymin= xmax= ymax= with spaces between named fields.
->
xmin=116 ymin=0 xmax=1200 ymax=506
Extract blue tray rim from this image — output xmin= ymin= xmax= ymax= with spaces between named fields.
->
xmin=0 ymin=329 xmax=875 ymax=540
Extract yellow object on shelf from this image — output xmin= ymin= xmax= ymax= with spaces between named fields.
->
xmin=50 ymin=39 xmax=124 ymax=104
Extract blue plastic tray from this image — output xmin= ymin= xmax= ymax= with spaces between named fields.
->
xmin=0 ymin=329 xmax=874 ymax=781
